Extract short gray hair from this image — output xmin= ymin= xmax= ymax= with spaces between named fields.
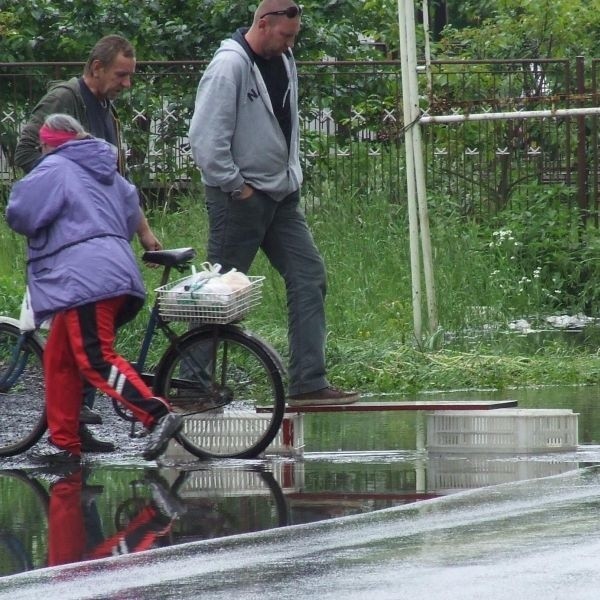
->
xmin=83 ymin=35 xmax=135 ymax=76
xmin=43 ymin=113 xmax=87 ymax=137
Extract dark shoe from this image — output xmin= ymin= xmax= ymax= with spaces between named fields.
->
xmin=148 ymin=480 xmax=186 ymax=519
xmin=81 ymin=484 xmax=105 ymax=506
xmin=170 ymin=387 xmax=230 ymax=413
xmin=32 ymin=465 xmax=82 ymax=486
xmin=288 ymin=386 xmax=360 ymax=407
xmin=142 ymin=413 xmax=183 ymax=461
xmin=30 ymin=439 xmax=81 ymax=466
xmin=79 ymin=425 xmax=116 ymax=453
xmin=80 ymin=405 xmax=103 ymax=425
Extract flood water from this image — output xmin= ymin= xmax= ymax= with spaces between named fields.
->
xmin=0 ymin=384 xmax=599 ymax=582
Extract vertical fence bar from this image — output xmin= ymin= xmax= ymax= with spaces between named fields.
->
xmin=576 ymin=56 xmax=588 ymax=219
xmin=592 ymin=60 xmax=599 ymax=225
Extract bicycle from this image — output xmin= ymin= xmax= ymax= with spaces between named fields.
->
xmin=0 ymin=247 xmax=287 ymax=459
xmin=116 ymin=467 xmax=290 ymax=538
xmin=0 ymin=463 xmax=290 ymax=575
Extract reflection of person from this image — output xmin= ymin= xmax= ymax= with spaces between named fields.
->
xmin=6 ymin=114 xmax=182 ymax=464
xmin=14 ymin=34 xmax=161 ymax=452
xmin=188 ymin=1 xmax=358 ymax=406
xmin=46 ymin=468 xmax=182 ymax=567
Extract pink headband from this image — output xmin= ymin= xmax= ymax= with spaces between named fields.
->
xmin=39 ymin=124 xmax=79 ymax=148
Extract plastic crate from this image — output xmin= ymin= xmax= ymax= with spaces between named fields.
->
xmin=156 ymin=275 xmax=264 ymax=324
xmin=427 ymin=455 xmax=577 ymax=492
xmin=166 ymin=414 xmax=304 ymax=459
xmin=427 ymin=408 xmax=578 ymax=454
xmin=160 ymin=460 xmax=302 ymax=497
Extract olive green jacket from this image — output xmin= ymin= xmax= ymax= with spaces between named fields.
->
xmin=14 ymin=77 xmax=125 ymax=174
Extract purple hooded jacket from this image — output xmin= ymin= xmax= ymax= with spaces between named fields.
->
xmin=6 ymin=138 xmax=145 ymax=326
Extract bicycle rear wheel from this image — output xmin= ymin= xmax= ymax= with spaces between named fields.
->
xmin=0 ymin=321 xmax=47 ymax=456
xmin=154 ymin=327 xmax=285 ymax=459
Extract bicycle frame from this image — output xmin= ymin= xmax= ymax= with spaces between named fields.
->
xmin=1 ymin=250 xmax=287 ymax=459
xmin=131 ymin=261 xmax=212 ymax=389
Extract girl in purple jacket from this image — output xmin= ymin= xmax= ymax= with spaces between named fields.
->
xmin=6 ymin=113 xmax=182 ymax=463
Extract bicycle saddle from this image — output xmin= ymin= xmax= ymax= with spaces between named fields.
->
xmin=142 ymin=247 xmax=197 ymax=267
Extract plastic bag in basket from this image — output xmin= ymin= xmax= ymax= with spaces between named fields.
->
xmin=173 ymin=262 xmax=222 ymax=305
xmin=220 ymin=269 xmax=251 ymax=291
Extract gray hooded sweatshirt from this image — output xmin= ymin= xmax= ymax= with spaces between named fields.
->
xmin=188 ymin=32 xmax=302 ymax=202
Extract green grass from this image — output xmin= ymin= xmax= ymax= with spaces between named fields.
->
xmin=3 ymin=190 xmax=600 ymax=395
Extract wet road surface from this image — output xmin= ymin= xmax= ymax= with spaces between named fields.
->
xmin=2 ymin=386 xmax=600 ymax=598
xmin=1 ymin=464 xmax=600 ymax=599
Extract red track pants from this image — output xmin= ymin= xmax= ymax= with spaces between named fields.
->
xmin=48 ymin=470 xmax=173 ymax=566
xmin=44 ymin=296 xmax=170 ymax=454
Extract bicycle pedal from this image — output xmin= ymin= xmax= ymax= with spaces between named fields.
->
xmin=129 ymin=421 xmax=149 ymax=439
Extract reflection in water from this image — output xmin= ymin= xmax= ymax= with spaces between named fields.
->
xmin=48 ymin=467 xmax=179 ymax=566
xmin=0 ymin=448 xmax=585 ymax=578
xmin=2 ymin=384 xmax=600 ymax=578
xmin=0 ymin=465 xmax=290 ymax=577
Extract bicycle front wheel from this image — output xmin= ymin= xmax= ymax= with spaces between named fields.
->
xmin=154 ymin=327 xmax=285 ymax=459
xmin=0 ymin=321 xmax=47 ymax=456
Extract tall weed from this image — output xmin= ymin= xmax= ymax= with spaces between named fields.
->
xmin=1 ymin=184 xmax=599 ymax=393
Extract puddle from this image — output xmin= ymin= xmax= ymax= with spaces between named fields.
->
xmin=2 ymin=445 xmax=599 ymax=577
xmin=1 ymin=384 xmax=600 ymax=577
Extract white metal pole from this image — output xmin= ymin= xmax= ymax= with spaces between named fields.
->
xmin=398 ymin=0 xmax=423 ymax=342
xmin=420 ymin=106 xmax=600 ymax=124
xmin=421 ymin=0 xmax=433 ymax=99
xmin=404 ymin=0 xmax=438 ymax=333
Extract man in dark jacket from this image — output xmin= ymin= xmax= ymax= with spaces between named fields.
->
xmin=15 ymin=35 xmax=161 ymax=452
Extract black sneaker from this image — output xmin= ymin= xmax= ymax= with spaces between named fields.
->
xmin=79 ymin=425 xmax=116 ymax=453
xmin=80 ymin=405 xmax=103 ymax=425
xmin=30 ymin=439 xmax=81 ymax=466
xmin=170 ymin=388 xmax=230 ymax=414
xmin=31 ymin=464 xmax=82 ymax=485
xmin=142 ymin=413 xmax=183 ymax=461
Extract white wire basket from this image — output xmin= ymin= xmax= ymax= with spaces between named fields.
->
xmin=156 ymin=275 xmax=264 ymax=324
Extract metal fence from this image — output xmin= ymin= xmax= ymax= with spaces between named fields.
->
xmin=1 ymin=58 xmax=598 ymax=220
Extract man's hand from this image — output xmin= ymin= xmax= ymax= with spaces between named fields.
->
xmin=137 ymin=211 xmax=162 ymax=267
xmin=138 ymin=227 xmax=162 ymax=252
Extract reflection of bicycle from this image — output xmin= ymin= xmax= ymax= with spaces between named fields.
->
xmin=0 ymin=464 xmax=291 ymax=575
xmin=0 ymin=466 xmax=182 ymax=572
xmin=0 ymin=247 xmax=286 ymax=459
xmin=117 ymin=467 xmax=290 ymax=542
xmin=0 ymin=469 xmax=49 ymax=575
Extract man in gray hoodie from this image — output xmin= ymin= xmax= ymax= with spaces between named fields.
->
xmin=189 ymin=0 xmax=358 ymax=406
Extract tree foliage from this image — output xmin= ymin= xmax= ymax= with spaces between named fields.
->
xmin=0 ymin=0 xmax=387 ymax=62
xmin=1 ymin=1 xmax=598 ymax=64
xmin=437 ymin=0 xmax=600 ymax=60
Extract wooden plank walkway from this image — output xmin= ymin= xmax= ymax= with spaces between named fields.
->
xmin=257 ymin=399 xmax=517 ymax=414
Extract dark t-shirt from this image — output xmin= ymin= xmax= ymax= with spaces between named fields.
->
xmin=252 ymin=53 xmax=292 ymax=151
xmin=78 ymin=78 xmax=118 ymax=147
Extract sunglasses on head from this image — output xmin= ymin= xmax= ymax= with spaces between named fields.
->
xmin=260 ymin=5 xmax=302 ymax=19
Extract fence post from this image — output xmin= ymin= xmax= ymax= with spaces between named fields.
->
xmin=576 ymin=56 xmax=588 ymax=220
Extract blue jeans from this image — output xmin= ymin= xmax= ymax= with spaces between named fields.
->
xmin=204 ymin=186 xmax=329 ymax=396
